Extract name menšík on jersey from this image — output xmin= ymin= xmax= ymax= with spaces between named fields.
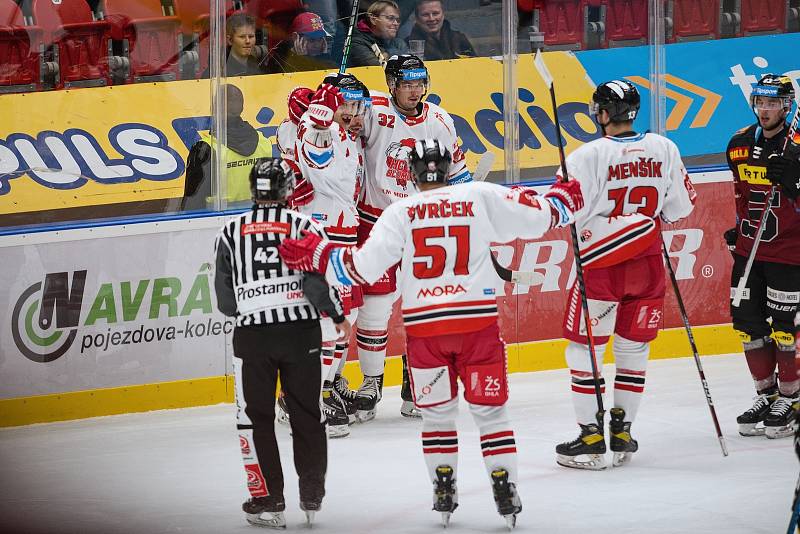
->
xmin=608 ymin=158 xmax=664 ymax=180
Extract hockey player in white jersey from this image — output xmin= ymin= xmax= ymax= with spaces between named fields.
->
xmin=278 ymin=139 xmax=584 ymax=528
xmin=554 ymin=80 xmax=697 ymax=470
xmin=286 ymin=73 xmax=371 ymax=437
xmin=354 ymin=54 xmax=473 ymax=422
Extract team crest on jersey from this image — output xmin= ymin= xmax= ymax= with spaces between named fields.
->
xmin=385 ymin=138 xmax=416 ymax=189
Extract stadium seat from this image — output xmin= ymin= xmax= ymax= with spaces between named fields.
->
xmin=534 ymin=0 xmax=591 ymax=50
xmin=246 ymin=0 xmax=302 ymax=53
xmin=739 ymin=0 xmax=788 ymax=35
xmin=171 ymin=0 xmax=238 ymax=78
xmin=102 ymin=0 xmax=183 ymax=83
xmin=31 ymin=0 xmax=112 ymax=89
xmin=602 ymin=0 xmax=649 ymax=46
xmin=668 ymin=0 xmax=721 ymax=41
xmin=0 ymin=0 xmax=42 ymax=93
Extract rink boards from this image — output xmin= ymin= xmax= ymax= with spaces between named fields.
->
xmin=0 ymin=170 xmax=741 ymax=426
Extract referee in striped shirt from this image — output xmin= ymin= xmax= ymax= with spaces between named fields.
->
xmin=214 ymin=157 xmax=352 ymax=528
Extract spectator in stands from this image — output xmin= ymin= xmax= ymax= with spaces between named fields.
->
xmin=182 ymin=84 xmax=272 ymax=211
xmin=406 ymin=0 xmax=475 ymax=60
xmin=346 ymin=0 xmax=409 ymax=68
xmin=222 ymin=13 xmax=265 ymax=77
xmin=268 ymin=12 xmax=338 ymax=73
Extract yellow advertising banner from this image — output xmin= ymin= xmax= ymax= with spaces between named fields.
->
xmin=0 ymin=53 xmax=598 ymax=217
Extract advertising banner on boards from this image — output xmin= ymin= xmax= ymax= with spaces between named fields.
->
xmin=0 ymin=178 xmax=735 ymax=401
xmin=0 ymin=226 xmax=231 ymax=400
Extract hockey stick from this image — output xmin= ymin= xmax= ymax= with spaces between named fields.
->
xmin=533 ymin=51 xmax=605 ymax=429
xmin=339 ymin=0 xmax=360 ymax=73
xmin=661 ymin=238 xmax=729 ymax=457
xmin=788 ymin=471 xmax=800 ymax=534
xmin=732 ymin=101 xmax=800 ymax=307
xmin=473 ymin=151 xmax=496 ymax=182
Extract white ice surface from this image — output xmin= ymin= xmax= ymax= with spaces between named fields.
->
xmin=0 ymin=353 xmax=797 ymax=534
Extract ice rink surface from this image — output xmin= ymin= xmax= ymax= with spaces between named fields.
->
xmin=1 ymin=352 xmax=797 ymax=534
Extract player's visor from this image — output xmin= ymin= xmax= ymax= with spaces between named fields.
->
xmin=339 ymin=88 xmax=371 ymax=117
xmin=751 ymin=95 xmax=789 ymax=111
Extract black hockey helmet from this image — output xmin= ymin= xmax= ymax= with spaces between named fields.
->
xmin=409 ymin=139 xmax=451 ymax=185
xmin=319 ymin=72 xmax=371 ymax=115
xmin=249 ymin=157 xmax=295 ymax=203
xmin=750 ymin=74 xmax=795 ymax=114
xmin=385 ymin=54 xmax=429 ymax=92
xmin=591 ymin=79 xmax=641 ymax=123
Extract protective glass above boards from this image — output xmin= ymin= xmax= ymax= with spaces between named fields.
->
xmin=0 ymin=0 xmax=797 ymax=232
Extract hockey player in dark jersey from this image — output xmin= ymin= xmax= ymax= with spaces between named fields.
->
xmin=726 ymin=74 xmax=800 ymax=439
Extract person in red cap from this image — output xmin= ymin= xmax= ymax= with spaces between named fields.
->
xmin=268 ymin=12 xmax=338 ymax=73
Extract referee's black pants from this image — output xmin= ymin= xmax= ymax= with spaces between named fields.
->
xmin=233 ymin=320 xmax=326 ymax=504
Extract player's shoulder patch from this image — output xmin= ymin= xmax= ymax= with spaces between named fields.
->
xmin=371 ymin=96 xmax=390 ymax=107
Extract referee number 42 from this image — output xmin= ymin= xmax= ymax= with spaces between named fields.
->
xmin=254 ymin=247 xmax=280 ymax=264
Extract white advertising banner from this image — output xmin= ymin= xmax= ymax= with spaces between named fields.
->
xmin=0 ymin=226 xmax=233 ymax=400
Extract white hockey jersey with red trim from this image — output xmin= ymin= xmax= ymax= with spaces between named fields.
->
xmin=557 ymin=132 xmax=696 ymax=265
xmin=327 ymin=181 xmax=554 ymax=337
xmin=292 ymin=114 xmax=364 ymax=245
xmin=276 ymin=119 xmax=297 ymax=163
xmin=358 ymin=92 xmax=471 ymax=228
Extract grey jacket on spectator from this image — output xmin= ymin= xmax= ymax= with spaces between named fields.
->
xmin=406 ymin=19 xmax=475 ymax=61
xmin=347 ymin=19 xmax=409 ymax=68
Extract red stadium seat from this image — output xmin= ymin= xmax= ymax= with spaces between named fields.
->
xmin=246 ymin=0 xmax=302 ymax=53
xmin=103 ymin=0 xmax=182 ymax=83
xmin=739 ymin=0 xmax=788 ymax=35
xmin=668 ymin=0 xmax=721 ymax=41
xmin=535 ymin=0 xmax=589 ymax=50
xmin=601 ymin=0 xmax=649 ymax=46
xmin=31 ymin=0 xmax=112 ymax=89
xmin=171 ymin=0 xmax=237 ymax=78
xmin=0 ymin=0 xmax=42 ymax=93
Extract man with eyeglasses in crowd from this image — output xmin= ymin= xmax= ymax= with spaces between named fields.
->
xmin=347 ymin=0 xmax=409 ymax=68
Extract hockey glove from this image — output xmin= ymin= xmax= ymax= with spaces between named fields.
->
xmin=723 ymin=227 xmax=737 ymax=258
xmin=766 ymin=144 xmax=800 ymax=201
xmin=544 ymin=179 xmax=584 ymax=228
xmin=307 ymin=84 xmax=344 ymax=129
xmin=288 ymin=86 xmax=314 ymax=125
xmin=279 ymin=230 xmax=335 ymax=274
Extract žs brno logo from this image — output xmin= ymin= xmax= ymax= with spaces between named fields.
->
xmin=11 ymin=271 xmax=86 ymax=363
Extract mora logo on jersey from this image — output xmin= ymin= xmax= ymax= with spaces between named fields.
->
xmin=385 ymin=138 xmax=416 ymax=190
xmin=417 ymin=284 xmax=467 ymax=298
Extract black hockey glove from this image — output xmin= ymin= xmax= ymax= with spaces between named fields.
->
xmin=766 ymin=143 xmax=800 ymax=201
xmin=723 ymin=227 xmax=737 ymax=257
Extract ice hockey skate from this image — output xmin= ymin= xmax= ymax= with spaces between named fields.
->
xmin=300 ymin=499 xmax=321 ymax=526
xmin=432 ymin=465 xmax=458 ymax=527
xmin=736 ymin=389 xmax=778 ymax=436
xmin=764 ymin=395 xmax=799 ymax=439
xmin=556 ymin=424 xmax=607 ymax=470
xmin=322 ymin=384 xmax=350 ymax=438
xmin=276 ymin=391 xmax=290 ymax=426
xmin=609 ymin=408 xmax=638 ymax=466
xmin=355 ymin=374 xmax=383 ymax=422
xmin=243 ymin=497 xmax=287 ymax=529
xmin=333 ymin=374 xmax=358 ymax=424
xmin=401 ymin=355 xmax=422 ymax=418
xmin=490 ymin=468 xmax=521 ymax=530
